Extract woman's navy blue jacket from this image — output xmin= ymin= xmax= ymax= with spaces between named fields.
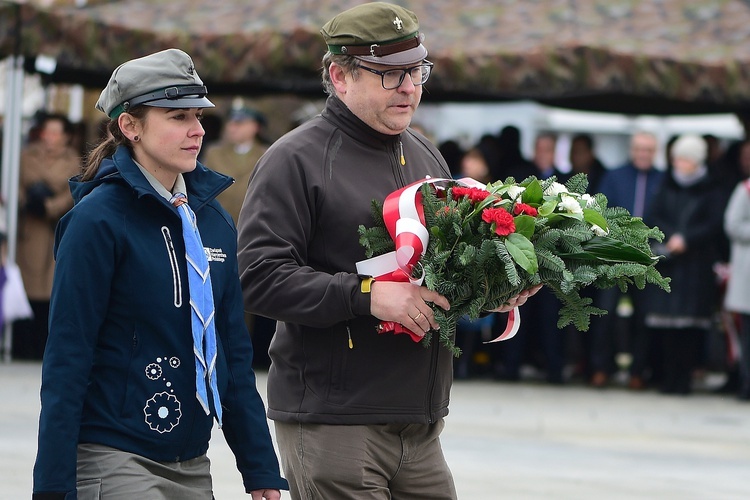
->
xmin=33 ymin=146 xmax=287 ymax=498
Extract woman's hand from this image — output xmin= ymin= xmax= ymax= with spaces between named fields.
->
xmin=250 ymin=489 xmax=281 ymax=500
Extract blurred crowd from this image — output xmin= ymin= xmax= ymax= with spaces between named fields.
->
xmin=4 ymin=107 xmax=750 ymax=401
xmin=442 ymin=126 xmax=750 ymax=400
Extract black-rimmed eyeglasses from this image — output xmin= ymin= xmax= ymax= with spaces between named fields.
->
xmin=358 ymin=61 xmax=434 ymax=90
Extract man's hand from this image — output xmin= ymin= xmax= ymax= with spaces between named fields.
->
xmin=370 ymin=281 xmax=450 ymax=337
xmin=488 ymin=284 xmax=543 ymax=313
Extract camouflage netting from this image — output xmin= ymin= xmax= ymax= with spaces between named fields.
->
xmin=2 ymin=0 xmax=750 ymax=114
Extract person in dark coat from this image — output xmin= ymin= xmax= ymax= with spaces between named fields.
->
xmin=497 ymin=132 xmax=568 ymax=384
xmin=588 ymin=131 xmax=664 ymax=389
xmin=644 ymin=134 xmax=728 ymax=395
xmin=569 ymin=133 xmax=607 ymax=193
xmin=494 ymin=125 xmax=534 ymax=182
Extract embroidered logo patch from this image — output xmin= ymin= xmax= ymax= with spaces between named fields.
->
xmin=205 ymin=247 xmax=227 ymax=263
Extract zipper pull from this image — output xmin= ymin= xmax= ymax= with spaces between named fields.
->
xmin=346 ymin=325 xmax=354 ymax=349
xmin=399 ymin=141 xmax=405 ymax=166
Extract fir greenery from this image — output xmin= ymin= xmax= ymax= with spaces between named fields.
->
xmin=358 ymin=174 xmax=670 ymax=356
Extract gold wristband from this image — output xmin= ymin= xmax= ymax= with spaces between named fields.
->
xmin=360 ymin=277 xmax=374 ymax=294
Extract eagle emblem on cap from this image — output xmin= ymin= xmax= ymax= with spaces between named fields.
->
xmin=187 ymin=64 xmax=195 ymax=75
xmin=393 ymin=16 xmax=403 ymax=31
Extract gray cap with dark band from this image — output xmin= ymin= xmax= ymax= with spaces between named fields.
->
xmin=96 ymin=48 xmax=214 ymax=119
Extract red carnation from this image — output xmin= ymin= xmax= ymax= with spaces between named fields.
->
xmin=452 ymin=186 xmax=491 ymax=203
xmin=513 ymin=203 xmax=538 ymax=217
xmin=482 ymin=207 xmax=516 ymax=236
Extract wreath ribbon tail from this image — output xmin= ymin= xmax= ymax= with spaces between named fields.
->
xmin=485 ymin=306 xmax=521 ymax=343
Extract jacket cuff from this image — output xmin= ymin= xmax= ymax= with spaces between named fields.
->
xmin=349 ymin=274 xmax=372 ymax=316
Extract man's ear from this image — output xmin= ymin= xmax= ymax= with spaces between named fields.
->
xmin=329 ymin=63 xmax=349 ymax=94
xmin=117 ymin=113 xmax=140 ymax=142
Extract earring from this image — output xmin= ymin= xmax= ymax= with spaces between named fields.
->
xmin=133 ymin=135 xmax=140 ymax=142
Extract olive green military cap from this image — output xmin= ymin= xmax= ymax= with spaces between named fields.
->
xmin=321 ymin=2 xmax=428 ymax=66
xmin=97 ymin=48 xmax=214 ymax=119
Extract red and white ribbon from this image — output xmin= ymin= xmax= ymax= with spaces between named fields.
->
xmin=356 ymin=176 xmax=520 ymax=343
xmin=485 ymin=306 xmax=520 ymax=342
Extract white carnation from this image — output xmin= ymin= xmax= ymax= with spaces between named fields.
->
xmin=559 ymin=195 xmax=583 ymax=215
xmin=544 ymin=182 xmax=568 ymax=197
xmin=581 ymin=193 xmax=596 ymax=207
xmin=506 ymin=185 xmax=526 ymax=200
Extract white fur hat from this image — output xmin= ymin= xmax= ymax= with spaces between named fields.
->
xmin=671 ymin=134 xmax=707 ymax=164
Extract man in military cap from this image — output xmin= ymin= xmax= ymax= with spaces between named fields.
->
xmin=203 ymin=99 xmax=274 ymax=368
xmin=238 ymin=3 xmax=535 ymax=498
xmin=203 ymin=98 xmax=267 ymax=224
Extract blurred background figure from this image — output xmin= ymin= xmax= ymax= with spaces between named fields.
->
xmin=203 ymin=98 xmax=268 ymax=224
xmin=589 ymin=131 xmax=664 ymax=389
xmin=438 ymin=139 xmax=465 ymax=178
xmin=494 ymin=125 xmax=533 ymax=182
xmin=715 ymin=139 xmax=750 ymax=192
xmin=196 ymin=113 xmax=224 ymax=162
xmin=565 ymin=133 xmax=608 ymax=381
xmin=723 ymin=165 xmax=750 ymax=400
xmin=702 ymin=133 xmax=724 ymax=169
xmin=454 ymin=146 xmax=496 ymax=379
xmin=13 ymin=112 xmax=81 ymax=360
xmin=459 ymin=147 xmax=493 ymax=184
xmin=509 ymin=132 xmax=566 ymax=183
xmin=496 ymin=132 xmax=568 ymax=385
xmin=203 ymin=98 xmax=273 ymax=369
xmin=569 ymin=133 xmax=607 ymax=193
xmin=643 ymin=135 xmax=728 ymax=395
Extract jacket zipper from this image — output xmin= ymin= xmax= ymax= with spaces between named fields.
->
xmin=424 ymin=334 xmax=440 ymax=423
xmin=394 ymin=136 xmax=437 ymax=421
xmin=161 ymin=226 xmax=182 ymax=307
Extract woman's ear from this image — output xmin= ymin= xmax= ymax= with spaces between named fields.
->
xmin=117 ymin=113 xmax=141 ymax=143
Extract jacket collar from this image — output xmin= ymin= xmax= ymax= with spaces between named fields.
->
xmin=70 ymin=145 xmax=232 ymax=211
xmin=322 ymin=96 xmax=402 ymax=147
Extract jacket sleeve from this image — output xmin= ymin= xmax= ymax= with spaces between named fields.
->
xmin=237 ymin=144 xmax=369 ymax=329
xmin=725 ymin=182 xmax=750 ymax=244
xmin=214 ymin=226 xmax=288 ymax=492
xmin=32 ymin=203 xmax=116 ymax=496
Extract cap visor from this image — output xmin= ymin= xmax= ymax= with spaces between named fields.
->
xmin=355 ymin=44 xmax=428 ymax=66
xmin=143 ymin=96 xmax=215 ymax=109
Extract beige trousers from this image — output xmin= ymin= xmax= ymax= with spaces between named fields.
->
xmin=76 ymin=443 xmax=213 ymax=500
xmin=275 ymin=419 xmax=457 ymax=500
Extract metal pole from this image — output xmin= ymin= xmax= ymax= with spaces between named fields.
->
xmin=1 ymin=54 xmax=23 ymax=362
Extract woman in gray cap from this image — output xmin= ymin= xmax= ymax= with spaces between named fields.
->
xmin=32 ymin=49 xmax=287 ymax=499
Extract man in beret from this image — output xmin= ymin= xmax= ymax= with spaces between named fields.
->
xmin=204 ymin=99 xmax=267 ymax=224
xmin=238 ymin=3 xmax=534 ymax=497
